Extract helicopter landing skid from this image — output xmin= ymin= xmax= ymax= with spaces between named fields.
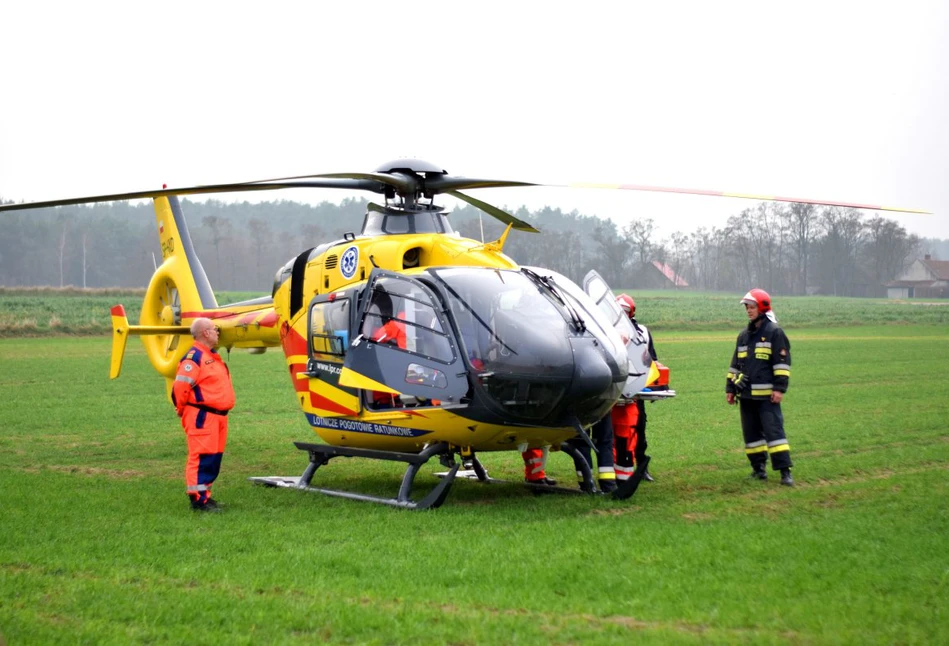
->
xmin=248 ymin=441 xmax=458 ymax=510
xmin=436 ymin=446 xmax=650 ymax=500
xmin=432 ymin=442 xmax=605 ymax=497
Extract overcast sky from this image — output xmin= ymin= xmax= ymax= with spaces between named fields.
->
xmin=2 ymin=1 xmax=947 ymax=241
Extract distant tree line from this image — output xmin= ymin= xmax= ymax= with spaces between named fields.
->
xmin=0 ymin=194 xmax=940 ymax=297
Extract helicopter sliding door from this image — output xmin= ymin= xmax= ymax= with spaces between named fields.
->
xmin=340 ymin=269 xmax=469 ymax=405
xmin=582 ymin=270 xmax=653 ymax=398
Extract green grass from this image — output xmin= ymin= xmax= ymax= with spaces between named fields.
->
xmin=2 ymin=287 xmax=947 ymax=338
xmin=1 ymin=321 xmax=948 ymax=643
xmin=0 ymin=288 xmax=267 ymax=336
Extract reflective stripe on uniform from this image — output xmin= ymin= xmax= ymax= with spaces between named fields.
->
xmin=737 ymin=351 xmax=748 ymax=359
xmin=745 ymin=440 xmax=768 ymax=454
xmin=187 ymin=484 xmax=209 ymax=492
xmin=767 ymin=441 xmax=790 ymax=453
xmin=615 ymin=465 xmax=634 ymax=480
xmin=751 ymin=383 xmax=774 ymax=397
xmin=175 ymin=375 xmax=196 ymax=386
xmin=773 ymin=363 xmax=791 ymax=377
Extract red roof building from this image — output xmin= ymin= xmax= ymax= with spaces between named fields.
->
xmin=886 ymin=254 xmax=949 ymax=299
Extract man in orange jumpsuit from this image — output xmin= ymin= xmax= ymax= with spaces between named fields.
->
xmin=172 ymin=317 xmax=235 ymax=512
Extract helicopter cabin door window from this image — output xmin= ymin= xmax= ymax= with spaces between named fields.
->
xmin=343 ymin=270 xmax=470 ymax=408
xmin=309 ymin=298 xmax=351 ymax=358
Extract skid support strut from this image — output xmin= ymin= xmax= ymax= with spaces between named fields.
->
xmin=249 ymin=441 xmax=458 ymax=510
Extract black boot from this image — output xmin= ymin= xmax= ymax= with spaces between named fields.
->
xmin=598 ymin=479 xmax=618 ymax=494
xmin=190 ymin=497 xmax=222 ymax=513
xmin=780 ymin=468 xmax=794 ymax=486
xmin=749 ymin=465 xmax=768 ymax=480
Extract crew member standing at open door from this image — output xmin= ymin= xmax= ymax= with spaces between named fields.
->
xmin=172 ymin=318 xmax=236 ymax=511
xmin=726 ymin=289 xmax=794 ymax=486
xmin=616 ymin=294 xmax=658 ymax=482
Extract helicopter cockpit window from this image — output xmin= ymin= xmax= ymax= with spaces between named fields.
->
xmin=362 ymin=211 xmax=450 ymax=236
xmin=309 ymin=298 xmax=351 ymax=356
xmin=430 ymin=267 xmax=574 ymax=419
xmin=362 ymin=277 xmax=452 ymax=362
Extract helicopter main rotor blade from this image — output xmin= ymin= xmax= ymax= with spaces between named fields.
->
xmin=562 ymin=182 xmax=930 ymax=214
xmin=0 ymin=179 xmax=385 ymax=212
xmin=447 ymin=190 xmax=540 ymax=233
xmin=424 ymin=176 xmax=539 ymax=193
xmin=249 ymin=172 xmax=539 ymax=199
xmin=249 ymin=171 xmax=420 ymax=194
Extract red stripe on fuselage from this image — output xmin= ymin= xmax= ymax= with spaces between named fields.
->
xmin=310 ymin=391 xmax=357 ymax=416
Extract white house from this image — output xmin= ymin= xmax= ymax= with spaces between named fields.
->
xmin=886 ymin=255 xmax=949 ymax=299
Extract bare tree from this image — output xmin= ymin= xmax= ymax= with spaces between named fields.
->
xmin=817 ymin=208 xmax=865 ymax=296
xmin=592 ymin=223 xmax=631 ymax=285
xmin=863 ymin=217 xmax=920 ymax=285
xmin=201 ymin=215 xmax=231 ymax=284
xmin=669 ymin=232 xmax=692 ymax=289
xmin=783 ymin=202 xmax=819 ymax=294
xmin=623 ymin=218 xmax=656 ymax=266
xmin=58 ymin=218 xmax=68 ymax=287
xmin=248 ymin=218 xmax=274 ymax=286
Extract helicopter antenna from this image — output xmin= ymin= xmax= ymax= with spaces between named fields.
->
xmin=479 ymin=211 xmax=485 ymax=243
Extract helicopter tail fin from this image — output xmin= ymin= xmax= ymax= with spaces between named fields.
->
xmin=137 ymin=196 xmax=219 ymax=378
xmin=109 ymin=305 xmax=130 ymax=379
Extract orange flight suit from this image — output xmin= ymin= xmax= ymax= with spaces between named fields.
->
xmin=370 ymin=317 xmax=407 ymax=408
xmin=522 ymin=447 xmax=550 ymax=482
xmin=172 ymin=342 xmax=235 ymax=505
xmin=611 ymin=402 xmax=639 ymax=481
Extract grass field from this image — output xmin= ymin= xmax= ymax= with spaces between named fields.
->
xmin=2 ymin=286 xmax=949 ymax=336
xmin=1 ymin=296 xmax=948 ymax=643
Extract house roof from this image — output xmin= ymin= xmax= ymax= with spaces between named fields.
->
xmin=651 ymin=261 xmax=689 ymax=287
xmin=922 ymin=258 xmax=949 ymax=280
xmin=886 ymin=280 xmax=945 ymax=288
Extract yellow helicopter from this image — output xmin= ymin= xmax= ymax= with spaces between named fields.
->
xmin=0 ymin=159 xmax=924 ymax=508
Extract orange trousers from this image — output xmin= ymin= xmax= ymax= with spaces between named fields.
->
xmin=522 ymin=448 xmax=547 ymax=481
xmin=182 ymin=407 xmax=229 ymax=504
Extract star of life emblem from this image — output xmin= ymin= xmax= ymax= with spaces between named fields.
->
xmin=340 ymin=246 xmax=359 ymax=279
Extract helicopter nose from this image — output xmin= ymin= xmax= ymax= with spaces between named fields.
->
xmin=566 ymin=337 xmax=626 ymax=426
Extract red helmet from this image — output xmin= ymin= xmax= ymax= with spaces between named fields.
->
xmin=740 ymin=288 xmax=771 ymax=314
xmin=616 ymin=293 xmax=636 ymax=317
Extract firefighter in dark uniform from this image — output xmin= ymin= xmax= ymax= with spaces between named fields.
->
xmin=726 ymin=289 xmax=794 ymax=486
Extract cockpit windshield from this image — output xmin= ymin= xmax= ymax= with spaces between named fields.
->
xmin=426 ymin=266 xmax=626 ymax=423
xmin=431 ymin=267 xmax=572 ymax=371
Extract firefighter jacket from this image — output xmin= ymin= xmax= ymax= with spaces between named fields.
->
xmin=726 ymin=315 xmax=791 ymax=400
xmin=172 ymin=342 xmax=236 ymax=418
